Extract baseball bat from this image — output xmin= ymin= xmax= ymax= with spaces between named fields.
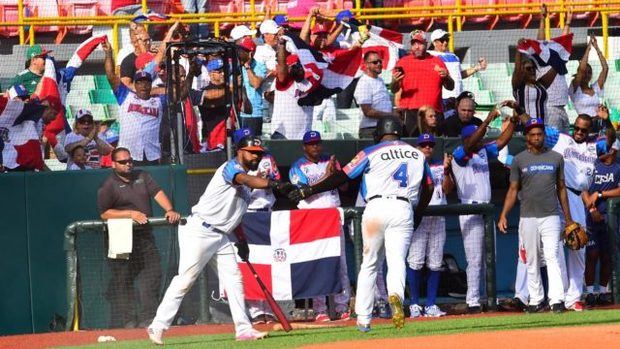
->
xmin=244 ymin=260 xmax=293 ymax=332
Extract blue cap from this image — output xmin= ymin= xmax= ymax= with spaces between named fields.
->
xmin=461 ymin=125 xmax=478 ymax=140
xmin=8 ymin=83 xmax=28 ymax=99
xmin=207 ymin=59 xmax=224 ymax=72
xmin=133 ymin=70 xmax=153 ymax=82
xmin=273 ymin=14 xmax=289 ymax=26
xmin=303 ymin=130 xmax=321 ymax=144
xmin=336 ymin=10 xmax=353 ymax=24
xmin=233 ymin=127 xmax=253 ymax=144
xmin=524 ymin=118 xmax=544 ymax=132
xmin=104 ymin=129 xmax=119 ymax=144
xmin=417 ymin=133 xmax=436 ymax=145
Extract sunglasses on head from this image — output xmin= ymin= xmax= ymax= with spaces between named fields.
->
xmin=115 ymin=158 xmax=133 ymax=165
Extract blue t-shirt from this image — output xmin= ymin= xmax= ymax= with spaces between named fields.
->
xmin=589 ymin=159 xmax=620 ymax=215
xmin=241 ymin=59 xmax=267 ymax=118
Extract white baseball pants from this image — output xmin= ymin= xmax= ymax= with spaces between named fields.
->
xmin=407 ymin=216 xmax=446 ymax=271
xmin=150 ymin=216 xmax=252 ymax=336
xmin=458 ymin=214 xmax=485 ymax=307
xmin=355 ymin=199 xmax=413 ymax=325
xmin=558 ymin=190 xmax=587 ymax=307
xmin=518 ymin=216 xmax=565 ymax=306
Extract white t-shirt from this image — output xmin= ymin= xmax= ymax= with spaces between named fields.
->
xmin=247 ymin=153 xmax=280 ymax=211
xmin=191 ymin=159 xmax=251 ymax=233
xmin=452 ymin=142 xmax=500 ymax=203
xmin=290 ymin=154 xmax=341 ymax=209
xmin=343 ymin=140 xmax=429 ymax=206
xmin=114 ymin=83 xmax=166 ymax=161
xmin=429 ymin=50 xmax=463 ymax=99
xmin=272 ymin=72 xmax=321 ymax=140
xmin=569 ymin=84 xmax=603 ymax=117
xmin=68 ymin=163 xmax=92 ymax=171
xmin=254 ymin=44 xmax=277 ymax=92
xmin=538 ymin=67 xmax=569 ymax=106
xmin=354 ymin=73 xmax=393 ymax=129
xmin=64 ymin=132 xmax=109 ymax=169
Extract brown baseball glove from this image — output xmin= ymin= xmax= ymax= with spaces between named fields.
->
xmin=563 ymin=222 xmax=588 ymax=250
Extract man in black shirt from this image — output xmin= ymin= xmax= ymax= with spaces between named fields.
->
xmin=120 ymin=23 xmax=153 ymax=89
xmin=97 ymin=147 xmax=181 ymax=328
xmin=438 ymin=92 xmax=483 ymax=137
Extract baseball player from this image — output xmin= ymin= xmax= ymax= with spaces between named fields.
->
xmin=451 ymin=104 xmax=517 ymax=313
xmin=498 ymin=119 xmax=572 ymax=314
xmin=513 ymin=114 xmax=617 ymax=311
xmin=289 ymin=130 xmax=351 ymax=322
xmin=147 ymin=135 xmax=293 ymax=345
xmin=407 ymin=133 xmax=455 ymax=318
xmin=288 ymin=117 xmax=434 ymax=332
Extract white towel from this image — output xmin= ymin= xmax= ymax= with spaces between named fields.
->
xmin=107 ymin=219 xmax=133 ymax=259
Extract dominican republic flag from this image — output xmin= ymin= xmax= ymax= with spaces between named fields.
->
xmin=63 ymin=34 xmax=108 ymax=91
xmin=517 ymin=33 xmax=573 ymax=75
xmin=358 ymin=25 xmax=404 ymax=72
xmin=0 ymin=97 xmax=47 ymax=170
xmin=37 ymin=57 xmax=71 ymax=161
xmin=235 ymin=208 xmax=343 ymax=301
xmin=133 ymin=11 xmax=170 ymax=23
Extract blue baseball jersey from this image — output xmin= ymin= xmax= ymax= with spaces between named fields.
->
xmin=290 ymin=154 xmax=341 ymax=208
xmin=342 ymin=140 xmax=431 ymax=206
xmin=589 ymin=159 xmax=620 ymax=215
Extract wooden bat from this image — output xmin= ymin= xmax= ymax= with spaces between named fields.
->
xmin=245 ymin=260 xmax=293 ymax=332
xmin=272 ymin=322 xmax=347 ymax=331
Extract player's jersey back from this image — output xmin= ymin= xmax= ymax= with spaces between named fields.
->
xmin=191 ymin=159 xmax=251 ymax=233
xmin=343 ymin=140 xmax=429 ymax=206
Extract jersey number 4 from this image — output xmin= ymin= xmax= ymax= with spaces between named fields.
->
xmin=392 ymin=163 xmax=408 ymax=187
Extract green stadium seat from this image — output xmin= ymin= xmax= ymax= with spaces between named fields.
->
xmin=89 ymin=89 xmax=116 ymax=105
xmin=94 ymin=75 xmax=112 ymax=90
xmin=70 ymin=75 xmax=96 ymax=90
xmin=475 ymin=90 xmax=495 ymax=106
xmin=65 ymin=90 xmax=90 ymax=109
xmin=615 ymin=59 xmax=620 ymax=72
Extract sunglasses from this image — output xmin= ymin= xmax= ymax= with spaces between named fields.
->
xmin=419 ymin=143 xmax=435 ymax=148
xmin=436 ymin=37 xmax=449 ymax=43
xmin=115 ymin=158 xmax=133 ymax=165
xmin=367 ymin=59 xmax=383 ymax=65
xmin=573 ymin=126 xmax=589 ymax=133
xmin=78 ymin=118 xmax=93 ymax=124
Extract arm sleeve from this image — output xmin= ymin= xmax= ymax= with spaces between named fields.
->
xmin=268 ymin=155 xmax=281 ymax=180
xmin=423 ymin=160 xmax=434 ymax=185
xmin=254 ymin=61 xmax=267 ymax=79
xmin=97 ymin=181 xmax=115 ymax=215
xmin=342 ymin=150 xmax=370 ymax=179
xmin=484 ymin=141 xmax=500 ymax=160
xmin=289 ymin=162 xmax=309 ymax=186
xmin=452 ymin=146 xmax=470 ymax=167
xmin=114 ymin=83 xmax=131 ymax=105
xmin=222 ymin=160 xmax=246 ymax=185
xmin=509 ymin=156 xmax=520 ymax=183
xmin=142 ymin=171 xmax=162 ymax=197
xmin=120 ymin=55 xmax=136 ymax=79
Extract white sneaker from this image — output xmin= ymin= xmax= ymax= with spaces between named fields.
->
xmin=147 ymin=327 xmax=164 ymax=345
xmin=235 ymin=328 xmax=269 ymax=341
xmin=409 ymin=304 xmax=423 ymax=318
xmin=424 ymin=304 xmax=446 ymax=317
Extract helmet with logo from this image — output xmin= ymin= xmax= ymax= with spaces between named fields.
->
xmin=373 ymin=116 xmax=404 ymax=142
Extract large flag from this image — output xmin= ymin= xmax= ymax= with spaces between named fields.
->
xmin=517 ymin=33 xmax=573 ymax=75
xmin=358 ymin=25 xmax=404 ymax=73
xmin=0 ymin=97 xmax=47 ymax=170
xmin=235 ymin=208 xmax=343 ymax=301
xmin=63 ymin=34 xmax=108 ymax=89
xmin=37 ymin=57 xmax=71 ymax=161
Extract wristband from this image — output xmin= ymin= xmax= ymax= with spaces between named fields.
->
xmin=589 ymin=207 xmax=597 ymax=213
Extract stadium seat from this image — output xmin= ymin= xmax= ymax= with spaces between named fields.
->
xmin=89 ymin=89 xmax=117 ymax=105
xmin=382 ymin=0 xmax=433 ymax=29
xmin=98 ymin=0 xmax=138 ymax=16
xmin=459 ymin=0 xmax=500 ymax=30
xmin=498 ymin=0 xmax=533 ymax=29
xmin=27 ymin=0 xmax=60 ymax=34
xmin=70 ymin=75 xmax=96 ymax=91
xmin=94 ymin=75 xmax=113 ymax=91
xmin=571 ymin=2 xmax=599 ymax=27
xmin=58 ymin=0 xmax=97 ymax=35
xmin=0 ymin=1 xmax=21 ymax=37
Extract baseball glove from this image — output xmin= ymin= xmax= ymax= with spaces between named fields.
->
xmin=563 ymin=222 xmax=588 ymax=250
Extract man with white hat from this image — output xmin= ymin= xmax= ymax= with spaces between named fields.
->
xmin=428 ymin=29 xmax=487 ymax=118
xmin=230 ymin=25 xmax=257 ymax=43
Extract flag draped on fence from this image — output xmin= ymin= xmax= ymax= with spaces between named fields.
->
xmin=517 ymin=33 xmax=573 ymax=75
xmin=235 ymin=208 xmax=343 ymax=301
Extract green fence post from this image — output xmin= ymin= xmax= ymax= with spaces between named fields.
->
xmin=483 ymin=207 xmax=497 ymax=310
xmin=607 ymin=198 xmax=620 ymax=304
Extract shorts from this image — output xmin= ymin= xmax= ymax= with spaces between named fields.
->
xmin=586 ymin=221 xmax=609 ymax=252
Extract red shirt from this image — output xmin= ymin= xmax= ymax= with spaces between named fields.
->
xmin=394 ymin=53 xmax=448 ymax=111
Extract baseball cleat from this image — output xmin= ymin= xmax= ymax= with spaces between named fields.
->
xmin=375 ymin=300 xmax=392 ymax=319
xmin=315 ymin=313 xmax=330 ymax=322
xmin=388 ymin=294 xmax=405 ymax=329
xmin=357 ymin=322 xmax=371 ymax=333
xmin=409 ymin=304 xmax=423 ymax=318
xmin=527 ymin=303 xmax=546 ymax=313
xmin=585 ymin=293 xmax=596 ymax=308
xmin=336 ymin=311 xmax=351 ymax=321
xmin=235 ymin=329 xmax=268 ymax=341
xmin=424 ymin=305 xmax=446 ymax=317
xmin=551 ymin=302 xmax=565 ymax=314
xmin=566 ymin=301 xmax=585 ymax=312
xmin=467 ymin=305 xmax=482 ymax=314
xmin=597 ymin=293 xmax=613 ymax=305
xmin=147 ymin=327 xmax=164 ymax=345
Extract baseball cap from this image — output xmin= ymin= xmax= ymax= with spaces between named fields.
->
xmin=134 ymin=70 xmax=153 ymax=82
xmin=303 ymin=130 xmax=321 ymax=144
xmin=273 ymin=14 xmax=289 ymax=27
xmin=410 ymin=30 xmax=427 ymax=44
xmin=207 ymin=59 xmax=224 ymax=72
xmin=104 ymin=129 xmax=119 ymax=144
xmin=233 ymin=127 xmax=253 ymax=144
xmin=286 ymin=54 xmax=301 ymax=66
xmin=8 ymin=84 xmax=29 ymax=100
xmin=75 ymin=108 xmax=93 ymax=120
xmin=26 ymin=44 xmax=52 ymax=60
xmin=336 ymin=9 xmax=353 ymax=24
xmin=417 ymin=133 xmax=436 ymax=145
xmin=237 ymin=37 xmax=257 ymax=52
xmin=311 ymin=23 xmax=329 ymax=35
xmin=237 ymin=135 xmax=265 ymax=152
xmin=260 ymin=19 xmax=280 ymax=35
xmin=230 ymin=25 xmax=257 ymax=41
xmin=430 ymin=29 xmax=450 ymax=42
xmin=524 ymin=118 xmax=545 ymax=133
xmin=461 ymin=125 xmax=478 ymax=140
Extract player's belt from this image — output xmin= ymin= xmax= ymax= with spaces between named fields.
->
xmin=566 ymin=187 xmax=582 ymax=196
xmin=202 ymin=222 xmax=226 ymax=234
xmin=367 ymin=195 xmax=410 ymax=203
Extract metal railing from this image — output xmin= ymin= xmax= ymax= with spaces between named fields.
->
xmin=3 ymin=0 xmax=620 ymax=58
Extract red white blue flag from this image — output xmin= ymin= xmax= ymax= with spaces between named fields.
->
xmin=235 ymin=208 xmax=343 ymax=301
xmin=517 ymin=33 xmax=573 ymax=75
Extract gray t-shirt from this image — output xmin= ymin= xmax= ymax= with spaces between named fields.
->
xmin=510 ymin=149 xmax=565 ymax=218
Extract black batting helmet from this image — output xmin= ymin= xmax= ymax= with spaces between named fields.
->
xmin=373 ymin=116 xmax=404 ymax=142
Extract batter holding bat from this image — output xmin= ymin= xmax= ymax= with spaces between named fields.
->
xmin=147 ymin=136 xmax=294 ymax=345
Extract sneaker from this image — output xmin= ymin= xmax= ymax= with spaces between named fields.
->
xmin=566 ymin=301 xmax=585 ymax=312
xmin=147 ymin=327 xmax=164 ymax=345
xmin=513 ymin=297 xmax=527 ymax=312
xmin=357 ymin=322 xmax=371 ymax=333
xmin=424 ymin=305 xmax=446 ymax=317
xmin=388 ymin=294 xmax=405 ymax=329
xmin=551 ymin=302 xmax=565 ymax=314
xmin=251 ymin=315 xmax=266 ymax=325
xmin=235 ymin=329 xmax=268 ymax=341
xmin=409 ymin=304 xmax=423 ymax=318
xmin=264 ymin=314 xmax=277 ymax=324
xmin=336 ymin=311 xmax=350 ymax=321
xmin=527 ymin=303 xmax=546 ymax=313
xmin=585 ymin=293 xmax=596 ymax=308
xmin=467 ymin=305 xmax=482 ymax=314
xmin=315 ymin=313 xmax=330 ymax=322
xmin=597 ymin=293 xmax=613 ymax=305
xmin=376 ymin=300 xmax=392 ymax=319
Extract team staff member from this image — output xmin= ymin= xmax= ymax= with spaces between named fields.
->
xmin=288 ymin=117 xmax=434 ymax=332
xmin=391 ymin=30 xmax=454 ymax=136
xmin=148 ymin=136 xmax=293 ymax=344
xmin=498 ymin=119 xmax=571 ymax=314
xmin=407 ymin=134 xmax=454 ymax=318
xmin=97 ymin=147 xmax=181 ymax=329
xmin=289 ymin=131 xmax=351 ymax=322
xmin=451 ymin=102 xmax=518 ymax=313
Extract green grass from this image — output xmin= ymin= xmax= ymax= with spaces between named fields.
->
xmin=60 ymin=309 xmax=620 ymax=349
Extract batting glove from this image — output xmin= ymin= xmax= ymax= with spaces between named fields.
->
xmin=235 ymin=240 xmax=250 ymax=262
xmin=269 ymin=180 xmax=296 ymax=195
xmin=287 ymin=185 xmax=314 ymax=203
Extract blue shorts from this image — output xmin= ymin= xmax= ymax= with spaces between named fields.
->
xmin=586 ymin=221 xmax=609 ymax=251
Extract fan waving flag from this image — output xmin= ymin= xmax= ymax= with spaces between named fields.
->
xmin=63 ymin=34 xmax=108 ymax=85
xmin=37 ymin=57 xmax=71 ymax=161
xmin=517 ymin=33 xmax=573 ymax=75
xmin=235 ymin=208 xmax=343 ymax=301
xmin=0 ymin=97 xmax=47 ymax=170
